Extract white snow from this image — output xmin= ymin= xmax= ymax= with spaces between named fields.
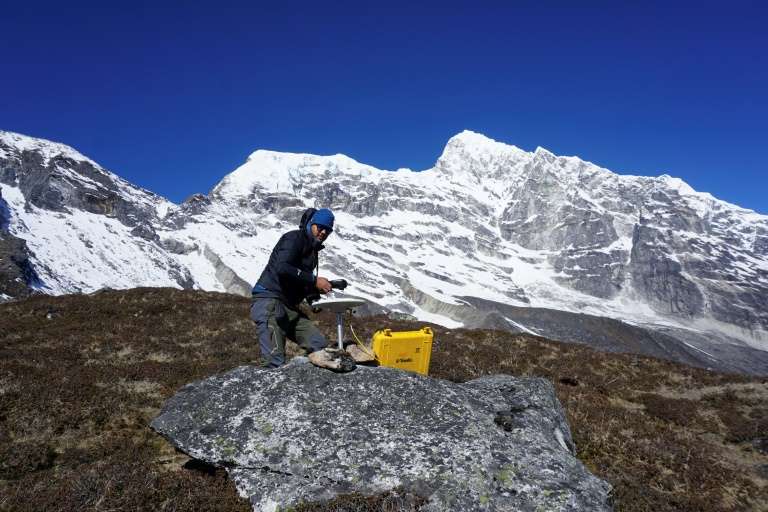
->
xmin=682 ymin=341 xmax=717 ymax=360
xmin=504 ymin=317 xmax=541 ymax=336
xmin=659 ymin=175 xmax=696 ymax=195
xmin=409 ymin=306 xmax=464 ymax=329
xmin=3 ymin=183 xmax=181 ymax=294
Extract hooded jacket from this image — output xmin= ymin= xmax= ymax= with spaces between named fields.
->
xmin=252 ymin=209 xmax=324 ymax=307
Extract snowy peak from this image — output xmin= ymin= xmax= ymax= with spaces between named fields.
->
xmin=0 ymin=130 xmax=97 ymax=167
xmin=437 ymin=131 xmax=527 ymax=172
xmin=0 ymin=130 xmax=168 ymax=201
xmin=658 ymin=175 xmax=696 ymax=195
xmin=213 ymin=149 xmax=382 ymax=200
xmin=444 ymin=130 xmax=507 ymax=149
xmin=0 ymin=130 xmax=173 ymax=227
xmin=1 ymin=129 xmax=133 ymax=196
xmin=434 ymin=132 xmax=603 ymax=190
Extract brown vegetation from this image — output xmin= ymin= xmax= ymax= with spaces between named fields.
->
xmin=1 ymin=288 xmax=766 ymax=511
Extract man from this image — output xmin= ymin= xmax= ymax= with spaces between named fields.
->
xmin=250 ymin=207 xmax=335 ymax=368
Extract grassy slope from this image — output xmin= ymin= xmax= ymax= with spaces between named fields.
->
xmin=0 ymin=288 xmax=766 ymax=511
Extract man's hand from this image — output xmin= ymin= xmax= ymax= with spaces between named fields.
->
xmin=315 ymin=276 xmax=332 ymax=294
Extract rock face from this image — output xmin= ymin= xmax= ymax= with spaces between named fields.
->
xmin=151 ymin=360 xmax=613 ymax=512
xmin=0 ymin=231 xmax=38 ymax=300
xmin=0 ymin=132 xmax=164 ymax=227
xmin=0 ymin=188 xmax=39 ymax=300
xmin=203 ymin=245 xmax=252 ymax=296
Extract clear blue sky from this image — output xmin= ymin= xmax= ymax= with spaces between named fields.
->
xmin=2 ymin=1 xmax=766 ymax=213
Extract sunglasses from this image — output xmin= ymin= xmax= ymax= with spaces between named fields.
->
xmin=315 ymin=224 xmax=333 ymax=234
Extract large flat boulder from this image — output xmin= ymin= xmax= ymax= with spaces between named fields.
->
xmin=151 ymin=359 xmax=612 ymax=511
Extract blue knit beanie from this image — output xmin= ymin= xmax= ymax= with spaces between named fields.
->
xmin=309 ymin=208 xmax=334 ymax=232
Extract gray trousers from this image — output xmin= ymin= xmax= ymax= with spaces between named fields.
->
xmin=250 ymin=298 xmax=327 ymax=368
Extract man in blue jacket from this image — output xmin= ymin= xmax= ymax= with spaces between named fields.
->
xmin=250 ymin=207 xmax=335 ymax=367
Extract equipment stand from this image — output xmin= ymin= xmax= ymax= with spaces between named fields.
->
xmin=336 ymin=312 xmax=344 ymax=350
xmin=312 ymin=298 xmax=368 ymax=351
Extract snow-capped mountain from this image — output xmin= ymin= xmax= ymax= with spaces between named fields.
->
xmin=2 ymin=129 xmax=767 ymax=375
xmin=0 ymin=131 xmax=189 ymax=296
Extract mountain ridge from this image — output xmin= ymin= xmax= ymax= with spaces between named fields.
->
xmin=1 ymin=128 xmax=767 ymax=375
xmin=2 ymin=128 xmax=760 ymax=216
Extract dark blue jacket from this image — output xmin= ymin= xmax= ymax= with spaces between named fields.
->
xmin=253 ymin=228 xmax=324 ymax=307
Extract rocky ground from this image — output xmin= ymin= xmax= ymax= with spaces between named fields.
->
xmin=1 ymin=288 xmax=767 ymax=511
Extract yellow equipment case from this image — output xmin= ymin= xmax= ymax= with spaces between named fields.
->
xmin=371 ymin=327 xmax=434 ymax=375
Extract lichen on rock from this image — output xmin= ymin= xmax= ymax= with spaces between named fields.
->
xmin=151 ymin=358 xmax=612 ymax=511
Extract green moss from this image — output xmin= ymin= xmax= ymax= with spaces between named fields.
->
xmin=496 ymin=465 xmax=516 ymax=486
xmin=213 ymin=436 xmax=237 ymax=458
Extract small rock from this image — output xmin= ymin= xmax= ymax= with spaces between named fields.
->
xmin=346 ymin=344 xmax=376 ymax=363
xmin=308 ymin=348 xmax=356 ymax=372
